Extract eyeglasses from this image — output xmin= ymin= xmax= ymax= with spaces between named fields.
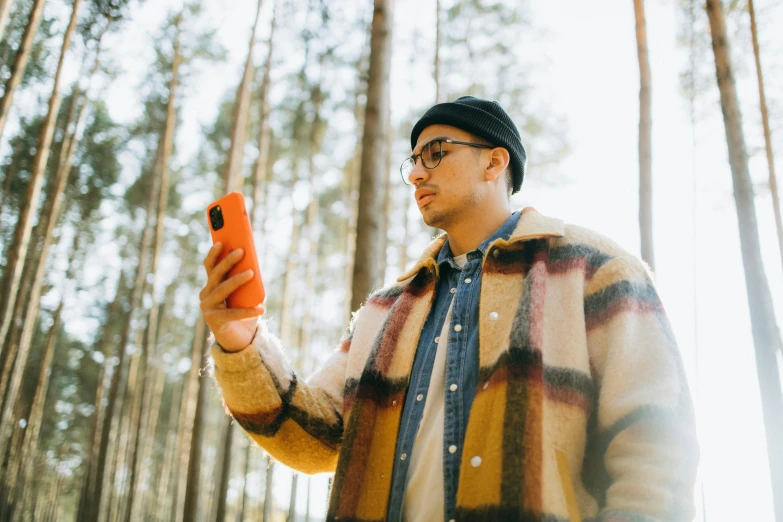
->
xmin=399 ymin=139 xmax=495 ymax=185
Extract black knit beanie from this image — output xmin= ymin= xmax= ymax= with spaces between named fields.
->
xmin=410 ymin=96 xmax=527 ymax=194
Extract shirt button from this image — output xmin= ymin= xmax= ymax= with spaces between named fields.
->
xmin=454 ymin=324 xmax=462 ymax=332
xmin=464 ymin=278 xmax=472 ymax=284
xmin=493 ymin=250 xmax=500 ymax=258
xmin=448 ymin=445 xmax=457 ymax=454
xmin=434 ymin=336 xmax=440 ymax=344
xmin=449 ymin=383 xmax=458 ymax=392
xmin=416 ymin=393 xmax=424 ymax=401
xmin=471 ymin=455 xmax=482 ymax=467
xmin=450 ymin=288 xmax=456 ymax=294
xmin=483 ymin=382 xmax=489 ymax=390
xmin=449 ymin=519 xmax=456 ymax=522
xmin=393 ymin=400 xmax=397 ymax=405
xmin=489 ymin=311 xmax=499 ymax=321
xmin=401 ymin=453 xmax=407 ymax=460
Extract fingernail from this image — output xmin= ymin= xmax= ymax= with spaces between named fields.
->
xmin=245 ymin=269 xmax=253 ymax=276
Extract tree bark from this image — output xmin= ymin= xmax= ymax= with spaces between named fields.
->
xmin=168 ymin=316 xmax=207 ymax=522
xmin=154 ymin=377 xmax=183 ymax=522
xmin=0 ymin=0 xmax=82 ymax=456
xmin=350 ymin=0 xmax=394 ymax=313
xmin=262 ymin=454 xmax=275 ymax=522
xmin=747 ymin=0 xmax=783 ymax=276
xmin=8 ymin=298 xmax=62 ymax=520
xmin=180 ymin=318 xmax=208 ymax=522
xmin=0 ymin=0 xmax=15 ymax=43
xmin=705 ymin=1 xmax=783 ymax=519
xmin=251 ymin=1 xmax=276 ymax=235
xmin=224 ymin=0 xmax=263 ymax=194
xmin=633 ymin=0 xmax=655 ymax=271
xmin=125 ymin=21 xmax=181 ymax=518
xmin=0 ymin=0 xmax=46 ymax=140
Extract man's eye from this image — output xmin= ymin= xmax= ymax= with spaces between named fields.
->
xmin=432 ymin=151 xmax=444 ymax=159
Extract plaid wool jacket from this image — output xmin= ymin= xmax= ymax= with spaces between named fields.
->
xmin=208 ymin=207 xmax=699 ymax=522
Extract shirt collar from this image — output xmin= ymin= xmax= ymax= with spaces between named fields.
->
xmin=396 ymin=206 xmax=565 ymax=282
xmin=435 ymin=210 xmax=521 ymax=269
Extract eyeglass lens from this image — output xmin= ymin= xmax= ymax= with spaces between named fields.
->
xmin=400 ymin=140 xmax=442 ymax=184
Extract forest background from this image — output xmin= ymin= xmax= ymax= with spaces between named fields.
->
xmin=0 ymin=0 xmax=782 ymax=520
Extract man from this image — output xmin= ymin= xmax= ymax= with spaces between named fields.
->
xmin=200 ymin=96 xmax=699 ymax=521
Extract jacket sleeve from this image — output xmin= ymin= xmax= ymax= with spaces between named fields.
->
xmin=584 ymin=255 xmax=699 ymax=522
xmin=208 ymin=312 xmax=358 ymax=475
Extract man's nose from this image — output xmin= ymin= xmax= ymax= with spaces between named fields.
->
xmin=407 ymin=157 xmax=429 ymax=185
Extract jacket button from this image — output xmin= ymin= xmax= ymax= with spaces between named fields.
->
xmin=448 ymin=445 xmax=457 ymax=454
xmin=454 ymin=324 xmax=462 ymax=332
xmin=471 ymin=456 xmax=482 ymax=467
xmin=401 ymin=453 xmax=407 ymax=460
xmin=489 ymin=311 xmax=498 ymax=320
xmin=493 ymin=250 xmax=500 ymax=258
xmin=417 ymin=393 xmax=424 ymax=401
xmin=449 ymin=383 xmax=458 ymax=392
xmin=464 ymin=278 xmax=472 ymax=284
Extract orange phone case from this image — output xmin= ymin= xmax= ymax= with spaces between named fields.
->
xmin=206 ymin=191 xmax=265 ymax=309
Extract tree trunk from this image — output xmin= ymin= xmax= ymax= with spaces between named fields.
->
xmin=114 ymin=318 xmax=151 ymax=521
xmin=379 ymin=119 xmax=393 ymax=282
xmin=154 ymin=378 xmax=184 ymax=522
xmin=251 ymin=1 xmax=276 ymax=233
xmin=88 ymin=111 xmax=162 ymax=522
xmin=76 ymin=270 xmax=125 ymax=522
xmin=125 ymin=22 xmax=180 ymax=518
xmin=5 ymin=224 xmax=82 ymax=516
xmin=262 ymin=454 xmax=274 ymax=522
xmin=170 ymin=317 xmax=204 ymax=522
xmin=286 ymin=473 xmax=298 ymax=522
xmin=182 ymin=318 xmax=210 ymax=522
xmin=343 ymin=28 xmax=371 ymax=324
xmin=0 ymin=0 xmax=15 ymax=43
xmin=225 ymin=0 xmax=263 ymax=194
xmin=399 ymin=190 xmax=410 ymax=275
xmin=0 ymin=0 xmax=46 ymax=140
xmin=0 ymin=0 xmax=82 ymax=456
xmin=134 ymin=362 xmax=166 ymax=520
xmin=213 ymin=419 xmax=234 ymax=522
xmin=705 ymin=1 xmax=783 ymax=519
xmin=747 ymin=0 xmax=783 ymax=275
xmin=633 ymin=0 xmax=655 ymax=271
xmin=350 ymin=0 xmax=394 ymax=313
xmin=239 ymin=440 xmax=252 ymax=522
xmin=9 ymin=298 xmax=62 ymax=520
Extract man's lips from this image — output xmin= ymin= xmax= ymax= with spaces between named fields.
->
xmin=415 ymin=189 xmax=436 ymax=208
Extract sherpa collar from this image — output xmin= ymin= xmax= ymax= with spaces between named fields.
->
xmin=396 ymin=206 xmax=565 ymax=282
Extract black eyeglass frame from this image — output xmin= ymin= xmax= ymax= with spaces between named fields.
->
xmin=399 ymin=138 xmax=495 ymax=185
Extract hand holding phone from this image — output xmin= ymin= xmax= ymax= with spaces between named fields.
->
xmin=200 ymin=192 xmax=266 ymax=352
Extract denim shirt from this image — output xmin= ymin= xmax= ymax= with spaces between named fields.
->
xmin=386 ymin=211 xmax=522 ymax=522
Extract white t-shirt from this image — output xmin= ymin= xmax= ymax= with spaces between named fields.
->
xmin=402 ymin=253 xmax=468 ymax=522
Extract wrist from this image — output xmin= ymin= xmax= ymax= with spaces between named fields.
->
xmin=218 ymin=325 xmax=259 ymax=353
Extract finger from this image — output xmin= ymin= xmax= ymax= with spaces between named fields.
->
xmin=205 ymin=247 xmax=245 ymax=294
xmin=204 ymin=304 xmax=266 ymax=323
xmin=203 ymin=241 xmax=224 ymax=274
xmin=201 ymin=269 xmax=255 ymax=309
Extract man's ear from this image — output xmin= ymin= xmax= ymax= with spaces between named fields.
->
xmin=485 ymin=147 xmax=511 ymax=182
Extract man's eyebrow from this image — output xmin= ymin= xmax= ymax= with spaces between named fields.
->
xmin=412 ymin=136 xmax=450 ymax=156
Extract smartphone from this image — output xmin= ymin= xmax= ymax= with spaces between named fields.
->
xmin=206 ymin=191 xmax=266 ymax=309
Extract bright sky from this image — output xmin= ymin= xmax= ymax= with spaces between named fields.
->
xmin=21 ymin=0 xmax=783 ymax=519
